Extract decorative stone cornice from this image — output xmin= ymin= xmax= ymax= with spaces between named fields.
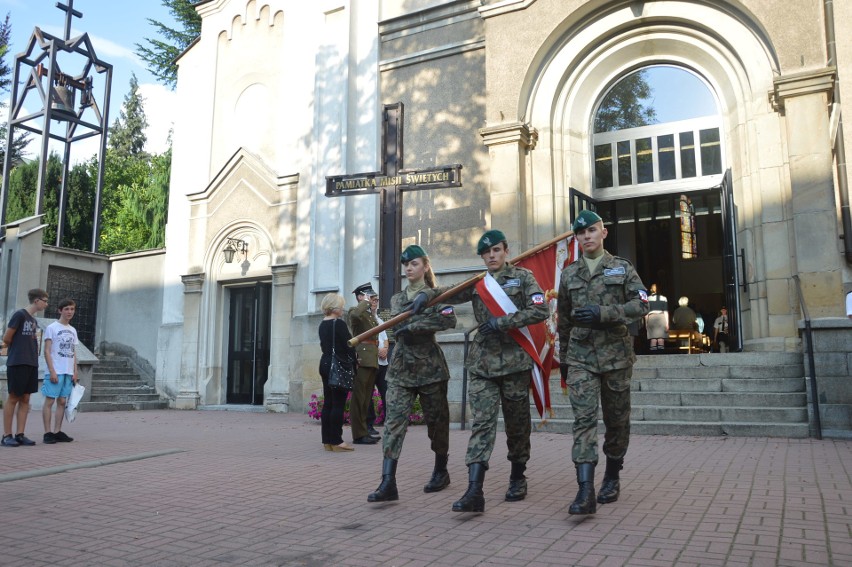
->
xmin=479 ymin=122 xmax=538 ymax=150
xmin=271 ymin=263 xmax=298 ymax=286
xmin=770 ymin=67 xmax=836 ymax=114
xmin=181 ymin=273 xmax=206 ymax=294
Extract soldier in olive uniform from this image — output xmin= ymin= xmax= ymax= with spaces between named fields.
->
xmin=348 ymin=283 xmax=381 ymax=445
xmin=368 ymin=245 xmax=457 ymax=503
xmin=434 ymin=230 xmax=549 ymax=513
xmin=557 ymin=210 xmax=649 ymax=515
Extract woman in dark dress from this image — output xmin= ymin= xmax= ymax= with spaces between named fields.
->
xmin=318 ymin=293 xmax=357 ymax=452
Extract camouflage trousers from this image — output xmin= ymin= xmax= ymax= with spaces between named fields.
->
xmin=464 ymin=371 xmax=532 ymax=467
xmin=566 ymin=366 xmax=632 ymax=464
xmin=382 ymin=380 xmax=449 ymax=460
xmin=350 ymin=365 xmax=377 ymax=440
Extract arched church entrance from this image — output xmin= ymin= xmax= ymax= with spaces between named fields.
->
xmin=572 ymin=65 xmax=740 ymax=353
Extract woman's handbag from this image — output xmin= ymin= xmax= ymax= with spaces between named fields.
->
xmin=328 ymin=319 xmax=355 ymax=390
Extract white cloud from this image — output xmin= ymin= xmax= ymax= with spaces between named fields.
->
xmin=138 ymin=82 xmax=175 ymax=155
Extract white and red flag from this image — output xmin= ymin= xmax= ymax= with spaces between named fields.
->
xmin=474 ymin=235 xmax=579 ymax=419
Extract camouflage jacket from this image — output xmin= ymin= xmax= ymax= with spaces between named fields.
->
xmin=387 ymin=289 xmax=457 ymax=387
xmin=437 ymin=263 xmax=549 ymax=378
xmin=557 ymin=251 xmax=649 ymax=372
xmin=348 ymin=300 xmax=379 ymax=368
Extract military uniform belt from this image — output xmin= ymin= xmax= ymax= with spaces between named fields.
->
xmin=361 ymin=339 xmax=379 ymax=345
xmin=398 ymin=334 xmax=436 ymax=346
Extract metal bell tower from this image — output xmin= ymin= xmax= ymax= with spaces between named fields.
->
xmin=0 ymin=0 xmax=113 ymax=251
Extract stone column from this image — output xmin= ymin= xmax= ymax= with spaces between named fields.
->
xmin=266 ymin=263 xmax=298 ymax=412
xmin=479 ymin=122 xmax=538 ymax=248
xmin=177 ymin=273 xmax=204 ymax=409
xmin=772 ymin=69 xmax=844 ymax=318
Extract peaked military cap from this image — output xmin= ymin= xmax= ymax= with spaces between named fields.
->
xmin=477 ymin=229 xmax=507 ymax=255
xmin=400 ymin=244 xmax=427 ymax=263
xmin=571 ymin=209 xmax=603 ymax=232
xmin=352 ymin=282 xmax=377 ymax=296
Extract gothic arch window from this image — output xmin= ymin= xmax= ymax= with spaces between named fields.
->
xmin=591 ymin=66 xmax=723 ymax=194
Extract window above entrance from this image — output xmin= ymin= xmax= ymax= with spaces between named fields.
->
xmin=592 ymin=66 xmax=723 ymax=196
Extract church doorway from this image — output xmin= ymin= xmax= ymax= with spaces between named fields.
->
xmin=226 ymin=282 xmax=271 ymax=405
xmin=570 ymin=182 xmax=740 ymax=353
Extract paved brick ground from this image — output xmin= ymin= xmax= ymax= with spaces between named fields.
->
xmin=0 ymin=410 xmax=849 ymax=566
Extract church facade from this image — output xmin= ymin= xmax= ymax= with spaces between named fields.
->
xmin=153 ymin=0 xmax=851 ymax=414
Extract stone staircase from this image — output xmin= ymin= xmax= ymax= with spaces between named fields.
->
xmin=80 ymin=356 xmax=168 ymax=412
xmin=532 ymin=352 xmax=810 ymax=438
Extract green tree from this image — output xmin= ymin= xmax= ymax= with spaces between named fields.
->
xmin=5 ymin=152 xmax=94 ymax=249
xmin=594 ymin=70 xmax=657 ymax=133
xmin=109 ymin=73 xmax=149 ymax=158
xmin=97 ymin=150 xmax=169 ymax=254
xmin=0 ymin=13 xmax=30 ymax=170
xmin=135 ymin=0 xmax=202 ymax=89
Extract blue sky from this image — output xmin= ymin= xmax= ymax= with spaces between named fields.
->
xmin=1 ymin=0 xmax=179 ymax=159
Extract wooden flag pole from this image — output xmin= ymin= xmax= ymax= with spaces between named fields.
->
xmin=348 ymin=230 xmax=575 ymax=346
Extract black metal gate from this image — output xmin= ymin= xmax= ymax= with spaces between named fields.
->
xmin=45 ymin=266 xmax=100 ymax=350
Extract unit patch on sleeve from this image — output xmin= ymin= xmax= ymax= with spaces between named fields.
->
xmin=639 ymin=289 xmax=649 ymax=303
xmin=531 ymin=293 xmax=545 ymax=305
xmin=440 ymin=306 xmax=454 ymax=316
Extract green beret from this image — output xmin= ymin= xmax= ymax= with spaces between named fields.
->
xmin=400 ymin=244 xmax=427 ymax=263
xmin=571 ymin=210 xmax=603 ymax=232
xmin=477 ymin=229 xmax=507 ymax=255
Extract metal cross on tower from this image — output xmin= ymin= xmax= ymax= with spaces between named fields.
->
xmin=57 ymin=0 xmax=83 ymax=41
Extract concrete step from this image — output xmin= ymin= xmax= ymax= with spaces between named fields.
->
xmin=529 ymin=419 xmax=809 ymax=438
xmin=87 ymin=356 xmax=167 ymax=412
xmin=527 ymin=352 xmax=809 ymax=437
xmin=80 ymin=400 xmax=169 ymax=412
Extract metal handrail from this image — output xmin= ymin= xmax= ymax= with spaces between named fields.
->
xmin=792 ymin=275 xmax=822 ymax=440
xmin=460 ymin=328 xmax=474 ymax=430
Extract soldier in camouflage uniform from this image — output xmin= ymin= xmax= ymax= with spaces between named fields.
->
xmin=367 ymin=245 xmax=457 ymax=503
xmin=434 ymin=230 xmax=549 ymax=513
xmin=557 ymin=210 xmax=649 ymax=515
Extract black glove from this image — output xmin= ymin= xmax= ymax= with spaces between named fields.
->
xmin=560 ymin=363 xmax=568 ymax=383
xmin=394 ymin=324 xmax=412 ymax=341
xmin=573 ymin=305 xmax=601 ymax=324
xmin=408 ymin=292 xmax=428 ymax=314
xmin=478 ymin=317 xmax=501 ymax=335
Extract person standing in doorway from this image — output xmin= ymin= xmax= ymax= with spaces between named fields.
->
xmin=713 ymin=307 xmax=730 ymax=353
xmin=557 ymin=210 xmax=649 ymax=515
xmin=2 ymin=289 xmax=48 ymax=447
xmin=645 ymin=283 xmax=668 ymax=352
xmin=430 ymin=230 xmax=549 ymax=513
xmin=42 ymin=298 xmax=79 ymax=444
xmin=367 ymin=245 xmax=457 ymax=503
xmin=348 ymin=283 xmax=381 ymax=445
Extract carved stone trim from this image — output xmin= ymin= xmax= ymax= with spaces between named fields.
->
xmin=271 ymin=263 xmax=298 ymax=286
xmin=479 ymin=122 xmax=538 ymax=150
xmin=770 ymin=68 xmax=835 ymax=114
xmin=181 ymin=273 xmax=206 ymax=294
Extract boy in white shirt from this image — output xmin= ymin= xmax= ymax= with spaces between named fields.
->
xmin=42 ymin=298 xmax=79 ymax=444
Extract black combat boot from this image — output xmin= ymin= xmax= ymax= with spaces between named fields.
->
xmin=568 ymin=463 xmax=596 ymax=515
xmin=597 ymin=457 xmax=623 ymax=504
xmin=423 ymin=453 xmax=450 ymax=493
xmin=367 ymin=458 xmax=399 ymax=502
xmin=451 ymin=463 xmax=486 ymax=512
xmin=505 ymin=461 xmax=527 ymax=501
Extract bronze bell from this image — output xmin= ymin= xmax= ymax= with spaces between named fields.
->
xmin=51 ymin=85 xmax=76 ymax=117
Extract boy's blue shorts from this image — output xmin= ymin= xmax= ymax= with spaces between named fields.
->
xmin=42 ymin=374 xmax=74 ymax=399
